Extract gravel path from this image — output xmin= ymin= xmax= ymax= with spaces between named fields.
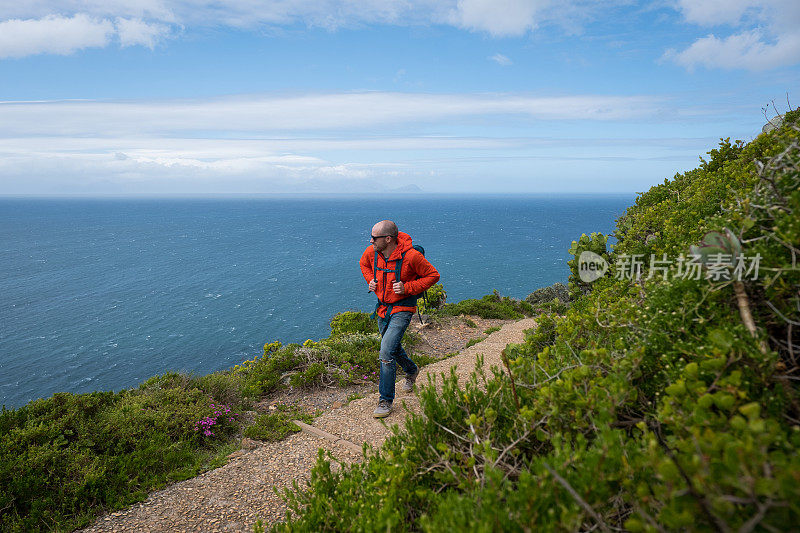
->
xmin=313 ymin=318 xmax=537 ymax=451
xmin=80 ymin=317 xmax=536 ymax=533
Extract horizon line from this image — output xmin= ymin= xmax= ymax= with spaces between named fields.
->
xmin=0 ymin=192 xmax=638 ymax=199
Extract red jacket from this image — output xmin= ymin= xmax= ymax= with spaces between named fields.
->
xmin=360 ymin=232 xmax=440 ymax=318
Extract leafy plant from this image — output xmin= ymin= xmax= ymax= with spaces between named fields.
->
xmin=689 ymin=228 xmax=766 ymax=352
xmin=0 ymin=377 xmax=235 ymax=531
xmin=418 ymin=283 xmax=447 ymax=314
xmin=193 ymin=402 xmax=238 ymax=437
xmin=438 ymin=291 xmax=534 ymax=319
xmin=329 ymin=311 xmax=377 ymax=337
xmin=567 ymin=232 xmax=610 ymax=299
xmin=243 ymin=405 xmax=312 ymax=442
xmin=465 ymin=337 xmax=484 ymax=348
xmin=526 ymin=282 xmax=570 ymax=305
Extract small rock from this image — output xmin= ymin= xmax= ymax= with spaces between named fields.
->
xmin=332 ymin=401 xmax=343 ymax=409
xmin=242 ymin=438 xmax=260 ymax=450
xmin=227 ymin=450 xmax=246 ymax=460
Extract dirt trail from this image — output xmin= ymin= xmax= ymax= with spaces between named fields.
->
xmin=81 ymin=318 xmax=536 ymax=532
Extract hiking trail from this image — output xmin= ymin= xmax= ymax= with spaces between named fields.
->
xmin=81 ymin=318 xmax=537 ymax=532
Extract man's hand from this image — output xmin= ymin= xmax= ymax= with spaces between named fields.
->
xmin=393 ymin=281 xmax=405 ymax=294
xmin=369 ymin=280 xmax=377 ymax=292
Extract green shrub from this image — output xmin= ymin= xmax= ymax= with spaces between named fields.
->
xmin=417 ymin=283 xmax=447 ymax=314
xmin=526 ymin=282 xmax=569 ymax=305
xmin=567 ymin=232 xmax=610 ymax=299
xmin=438 ymin=290 xmax=534 ymax=319
xmin=484 ymin=326 xmax=501 ymax=334
xmin=237 ymin=343 xmax=303 ymax=397
xmin=329 ymin=311 xmax=376 ymax=337
xmin=243 ymin=405 xmax=312 ymax=442
xmin=0 ymin=377 xmax=236 ymax=531
xmin=234 ymin=310 xmax=425 ymax=395
xmin=538 ymin=298 xmax=569 ymax=314
xmin=195 ymin=370 xmax=246 ymax=410
xmin=465 ymin=337 xmax=484 ymax=348
xmin=527 ymin=282 xmax=571 ymax=314
xmin=411 ymin=353 xmax=440 ymax=367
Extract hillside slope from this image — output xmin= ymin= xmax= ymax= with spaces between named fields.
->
xmin=274 ymin=110 xmax=800 ymax=531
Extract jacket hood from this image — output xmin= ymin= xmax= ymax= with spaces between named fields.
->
xmin=387 ymin=231 xmax=413 ymax=260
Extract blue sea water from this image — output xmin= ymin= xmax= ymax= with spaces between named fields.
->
xmin=0 ymin=195 xmax=632 ymax=408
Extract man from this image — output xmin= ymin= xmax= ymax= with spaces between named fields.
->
xmin=360 ymin=220 xmax=440 ymax=418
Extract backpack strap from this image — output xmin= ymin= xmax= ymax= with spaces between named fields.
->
xmin=372 ymin=250 xmax=419 ymax=319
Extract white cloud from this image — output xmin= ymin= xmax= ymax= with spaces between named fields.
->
xmin=0 ymin=14 xmax=114 ymax=58
xmin=115 ymin=17 xmax=171 ymax=48
xmin=0 ymin=14 xmax=173 ymax=58
xmin=676 ymin=0 xmax=759 ymax=26
xmin=0 ymin=93 xmax=665 ymax=137
xmin=449 ymin=0 xmax=544 ymax=36
xmin=0 ymin=1 xmax=439 ymax=35
xmin=666 ymin=29 xmax=800 ymax=71
xmin=0 ymin=1 xmax=176 ymax=22
xmin=670 ymin=0 xmax=800 ymax=70
xmin=0 ymin=130 xmax=706 ymax=194
xmin=0 ymin=1 xmax=614 ymax=58
xmin=0 ymin=91 xmax=699 ymax=194
xmin=490 ymin=53 xmax=513 ymax=66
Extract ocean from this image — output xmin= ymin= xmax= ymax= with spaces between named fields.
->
xmin=0 ymin=195 xmax=632 ymax=408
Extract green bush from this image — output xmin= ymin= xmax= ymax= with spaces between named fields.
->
xmin=418 ymin=283 xmax=447 ymax=314
xmin=195 ymin=370 xmax=245 ymax=410
xmin=526 ymin=282 xmax=569 ymax=305
xmin=0 ymin=376 xmax=236 ymax=531
xmin=437 ymin=290 xmax=534 ymax=319
xmin=464 ymin=337 xmax=484 ymax=348
xmin=243 ymin=405 xmax=312 ymax=442
xmin=0 ymin=313 xmax=385 ymax=531
xmin=567 ymin=232 xmax=610 ymax=299
xmin=527 ymin=282 xmax=570 ymax=314
xmin=538 ymin=298 xmax=569 ymax=314
xmin=329 ymin=311 xmax=376 ymax=337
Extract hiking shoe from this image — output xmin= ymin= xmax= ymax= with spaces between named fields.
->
xmin=401 ymin=368 xmax=420 ymax=393
xmin=373 ymin=400 xmax=393 ymax=418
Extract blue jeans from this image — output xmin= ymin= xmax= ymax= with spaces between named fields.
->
xmin=377 ymin=311 xmax=417 ymax=403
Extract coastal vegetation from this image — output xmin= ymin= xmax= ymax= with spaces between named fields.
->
xmin=0 ymin=311 xmax=381 ymax=531
xmin=0 ymin=279 xmax=529 ymax=531
xmin=243 ymin=405 xmax=313 ymax=442
xmin=438 ymin=290 xmax=535 ymax=319
xmin=273 ymin=110 xmax=800 ymax=530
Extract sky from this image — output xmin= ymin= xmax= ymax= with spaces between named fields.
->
xmin=0 ymin=1 xmax=798 ymax=195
